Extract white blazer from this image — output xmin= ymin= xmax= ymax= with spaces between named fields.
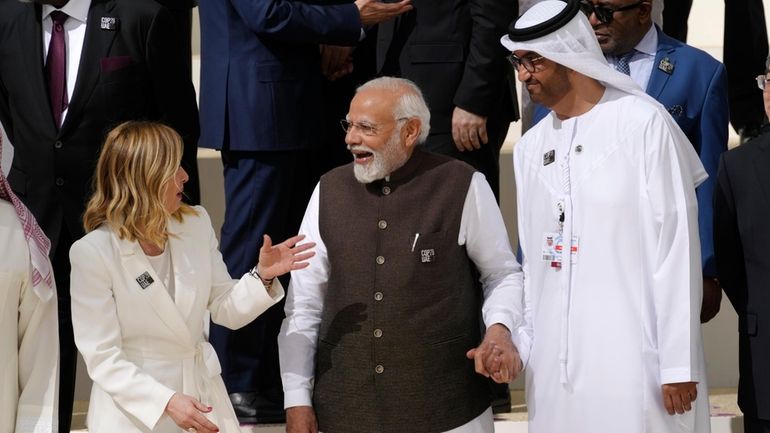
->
xmin=70 ymin=206 xmax=283 ymax=433
xmin=0 ymin=201 xmax=59 ymax=433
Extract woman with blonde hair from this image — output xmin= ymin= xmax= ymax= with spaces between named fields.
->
xmin=69 ymin=121 xmax=314 ymax=433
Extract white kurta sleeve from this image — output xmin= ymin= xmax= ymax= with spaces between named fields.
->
xmin=512 ymin=142 xmax=534 ymax=368
xmin=202 ymin=207 xmax=285 ymax=329
xmin=16 ymin=277 xmax=59 ymax=433
xmin=460 ymin=173 xmax=524 ymax=334
xmin=70 ymin=239 xmax=177 ymax=430
xmin=278 ymin=184 xmax=328 ymax=409
xmin=643 ymin=115 xmax=705 ymax=385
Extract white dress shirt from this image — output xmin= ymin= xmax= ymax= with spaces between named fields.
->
xmin=41 ymin=0 xmax=91 ymax=124
xmin=279 ymin=172 xmax=525 ymax=433
xmin=606 ymin=24 xmax=658 ymax=92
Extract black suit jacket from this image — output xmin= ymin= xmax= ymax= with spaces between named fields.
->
xmin=0 ymin=0 xmax=200 ymax=255
xmin=376 ymin=0 xmax=517 ymax=135
xmin=714 ymin=130 xmax=770 ymax=420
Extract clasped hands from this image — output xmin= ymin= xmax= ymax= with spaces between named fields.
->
xmin=466 ymin=323 xmax=522 ymax=384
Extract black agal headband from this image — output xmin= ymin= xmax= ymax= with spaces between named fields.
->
xmin=507 ymin=0 xmax=581 ymax=42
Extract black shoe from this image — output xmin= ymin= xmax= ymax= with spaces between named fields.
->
xmin=229 ymin=392 xmax=287 ymax=424
xmin=230 ymin=392 xmax=258 ymax=424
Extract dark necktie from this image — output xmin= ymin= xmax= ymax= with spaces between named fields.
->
xmin=615 ymin=50 xmax=635 ymax=75
xmin=46 ymin=11 xmax=69 ymax=129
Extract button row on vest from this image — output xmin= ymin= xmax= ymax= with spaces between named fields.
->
xmin=373 ymin=328 xmax=383 ymax=338
xmin=382 ymin=186 xmax=391 ymax=195
xmin=378 ymin=220 xmax=387 ymax=229
xmin=374 ymin=291 xmax=383 ymax=301
xmin=376 ymin=256 xmax=385 ymax=265
xmin=375 ymin=364 xmax=384 ymax=374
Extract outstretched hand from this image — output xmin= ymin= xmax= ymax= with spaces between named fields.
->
xmin=466 ymin=324 xmax=521 ymax=384
xmin=256 ymin=234 xmax=315 ymax=281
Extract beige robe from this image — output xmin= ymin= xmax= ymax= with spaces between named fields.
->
xmin=70 ymin=206 xmax=283 ymax=433
xmin=0 ymin=201 xmax=59 ymax=433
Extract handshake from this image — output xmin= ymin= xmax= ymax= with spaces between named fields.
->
xmin=466 ymin=323 xmax=523 ymax=384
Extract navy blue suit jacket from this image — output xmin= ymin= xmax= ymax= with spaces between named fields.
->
xmin=198 ymin=0 xmax=361 ymax=152
xmin=532 ymin=27 xmax=728 ymax=275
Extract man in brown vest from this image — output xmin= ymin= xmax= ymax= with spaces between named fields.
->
xmin=278 ymin=76 xmax=525 ymax=433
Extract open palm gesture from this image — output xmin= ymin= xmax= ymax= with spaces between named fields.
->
xmin=256 ymin=234 xmax=315 ymax=281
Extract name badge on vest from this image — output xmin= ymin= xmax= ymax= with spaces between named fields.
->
xmin=420 ymin=249 xmax=435 ymax=263
xmin=100 ymin=17 xmax=118 ymax=31
xmin=136 ymin=271 xmax=154 ymax=289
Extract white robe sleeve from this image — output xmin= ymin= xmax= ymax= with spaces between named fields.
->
xmin=460 ymin=173 xmax=524 ymax=335
xmin=70 ymin=239 xmax=177 ymax=430
xmin=512 ymin=140 xmax=534 ymax=368
xmin=642 ymin=114 xmax=705 ymax=385
xmin=278 ymin=184 xmax=328 ymax=409
xmin=16 ymin=276 xmax=59 ymax=433
xmin=202 ymin=207 xmax=285 ymax=330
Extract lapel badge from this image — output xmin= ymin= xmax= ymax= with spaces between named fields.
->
xmin=136 ymin=271 xmax=154 ymax=289
xmin=668 ymin=104 xmax=684 ymax=117
xmin=543 ymin=149 xmax=555 ymax=166
xmin=100 ymin=17 xmax=118 ymax=31
xmin=420 ymin=249 xmax=435 ymax=263
xmin=658 ymin=57 xmax=674 ymax=75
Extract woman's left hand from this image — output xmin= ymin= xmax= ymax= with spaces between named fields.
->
xmin=256 ymin=234 xmax=316 ymax=280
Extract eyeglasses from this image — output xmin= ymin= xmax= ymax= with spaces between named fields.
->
xmin=756 ymin=75 xmax=770 ymax=91
xmin=340 ymin=118 xmax=408 ymax=136
xmin=507 ymin=53 xmax=546 ymax=73
xmin=579 ymin=0 xmax=645 ymax=24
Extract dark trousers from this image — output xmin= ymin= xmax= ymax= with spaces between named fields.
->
xmin=746 ymin=415 xmax=770 ymax=433
xmin=210 ymin=150 xmax=317 ymax=401
xmin=663 ymin=0 xmax=768 ymax=130
xmin=52 ymin=228 xmax=76 ymax=433
xmin=419 ymin=115 xmax=510 ymax=202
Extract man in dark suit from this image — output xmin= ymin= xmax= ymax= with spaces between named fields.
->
xmin=197 ymin=0 xmax=411 ymax=423
xmin=714 ymin=62 xmax=770 ymax=433
xmin=536 ymin=0 xmax=728 ymax=323
xmin=376 ymin=0 xmax=518 ymax=201
xmin=0 ymin=0 xmax=200 ymax=430
xmin=661 ymin=0 xmax=768 ymax=142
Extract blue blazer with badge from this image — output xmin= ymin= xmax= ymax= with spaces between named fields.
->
xmin=532 ymin=26 xmax=728 ymax=276
xmin=197 ymin=0 xmax=362 ymax=152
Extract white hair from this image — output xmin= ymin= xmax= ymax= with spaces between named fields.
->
xmin=357 ymin=77 xmax=431 ymax=144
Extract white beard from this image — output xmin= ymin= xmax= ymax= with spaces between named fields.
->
xmin=350 ymin=133 xmax=408 ymax=184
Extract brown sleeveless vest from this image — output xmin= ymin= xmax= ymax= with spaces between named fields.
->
xmin=314 ymin=149 xmax=490 ymax=433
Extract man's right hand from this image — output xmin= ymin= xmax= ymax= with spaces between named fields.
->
xmin=286 ymin=406 xmax=318 ymax=433
xmin=355 ymin=0 xmax=413 ymax=26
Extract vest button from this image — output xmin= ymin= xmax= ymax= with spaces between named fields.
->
xmin=376 ymin=256 xmax=385 ymax=265
xmin=55 ymin=177 xmax=64 ymax=186
xmin=54 ymin=140 xmax=63 ymax=149
xmin=382 ymin=186 xmax=391 ymax=195
xmin=374 ymin=291 xmax=383 ymax=301
xmin=378 ymin=220 xmax=387 ymax=229
xmin=375 ymin=364 xmax=384 ymax=374
xmin=373 ymin=328 xmax=383 ymax=338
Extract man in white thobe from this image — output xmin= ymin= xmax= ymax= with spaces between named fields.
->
xmin=0 ymin=136 xmax=59 ymax=433
xmin=501 ymin=1 xmax=710 ymax=432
